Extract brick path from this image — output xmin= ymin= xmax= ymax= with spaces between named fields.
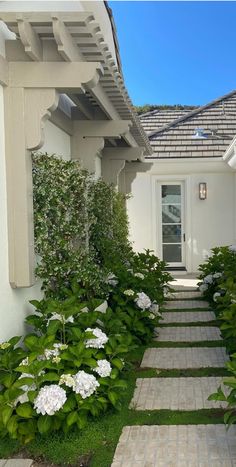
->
xmin=112 ymin=280 xmax=235 ymax=467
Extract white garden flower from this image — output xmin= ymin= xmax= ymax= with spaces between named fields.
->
xmin=204 ymin=274 xmax=213 ymax=284
xmin=213 ymin=292 xmax=221 ymax=302
xmin=53 ymin=343 xmax=68 ymax=351
xmin=199 ymin=283 xmax=208 ymax=293
xmin=19 ymin=357 xmax=29 ymax=366
xmin=0 ymin=342 xmax=10 ymax=350
xmin=135 ymin=292 xmax=152 ymax=310
xmin=47 ymin=313 xmax=74 ymax=325
xmin=14 ymin=373 xmax=36 ymax=406
xmin=124 ymin=289 xmax=135 ymax=297
xmin=94 ymin=359 xmax=112 ymax=378
xmin=134 ymin=272 xmax=145 ymax=280
xmin=149 ymin=313 xmax=156 ymax=320
xmin=85 ymin=328 xmax=108 ymax=349
xmin=34 ymin=384 xmax=67 ymax=415
xmin=52 ymin=356 xmax=61 ymax=364
xmin=44 ymin=348 xmax=60 ymax=360
xmin=105 ymin=273 xmax=118 ymax=287
xmin=95 ymin=300 xmax=108 ymax=313
xmin=59 ymin=374 xmax=75 ymax=389
xmin=73 ymin=370 xmax=99 ymax=399
xmin=213 ymin=272 xmax=222 ymax=279
xmin=229 ymin=245 xmax=236 ymax=253
xmin=150 ymin=302 xmax=161 ymax=316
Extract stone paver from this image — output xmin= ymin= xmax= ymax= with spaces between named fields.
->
xmin=130 ymin=377 xmax=227 ymax=410
xmin=111 ymin=425 xmax=236 ymax=467
xmin=141 ymin=347 xmax=229 ymax=369
xmin=170 ymin=291 xmax=202 ymax=299
xmin=162 ymin=311 xmax=215 ymax=323
xmin=0 ymin=462 xmax=34 ymax=467
xmin=164 ymin=299 xmax=209 ymax=309
xmin=155 ymin=326 xmax=222 ymax=342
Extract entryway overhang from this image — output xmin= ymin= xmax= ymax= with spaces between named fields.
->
xmin=0 ymin=10 xmax=151 ymax=289
xmin=223 ymin=136 xmax=236 ymax=169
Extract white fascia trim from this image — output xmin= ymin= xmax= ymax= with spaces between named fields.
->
xmin=145 ymin=157 xmax=223 ymax=164
xmin=223 ymin=137 xmax=236 ymax=169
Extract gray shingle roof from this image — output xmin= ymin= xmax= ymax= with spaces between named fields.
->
xmin=139 ymin=90 xmax=236 ymax=159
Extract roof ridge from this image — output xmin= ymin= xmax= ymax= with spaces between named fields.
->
xmin=147 ymin=89 xmax=236 ymax=138
xmin=139 ymin=109 xmax=160 ymax=118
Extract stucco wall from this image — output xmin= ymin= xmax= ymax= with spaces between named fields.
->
xmin=41 ymin=120 xmax=71 ymax=161
xmin=125 ymin=159 xmax=236 ymax=272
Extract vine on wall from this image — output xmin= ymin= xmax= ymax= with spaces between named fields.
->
xmin=32 ymin=153 xmax=130 ymax=296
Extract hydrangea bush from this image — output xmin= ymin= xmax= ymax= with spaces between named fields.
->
xmin=198 ymin=245 xmax=236 ymax=425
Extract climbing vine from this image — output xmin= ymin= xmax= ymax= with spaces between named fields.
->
xmin=32 ymin=153 xmax=130 ymax=296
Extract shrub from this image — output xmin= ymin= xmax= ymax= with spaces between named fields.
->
xmin=198 ymin=245 xmax=236 ymax=424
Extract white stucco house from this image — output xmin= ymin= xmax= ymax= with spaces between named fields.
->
xmin=0 ymin=0 xmax=151 ymax=341
xmin=126 ymin=91 xmax=236 ymax=273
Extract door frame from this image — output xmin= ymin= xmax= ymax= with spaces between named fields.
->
xmin=151 ymin=175 xmax=192 ymax=271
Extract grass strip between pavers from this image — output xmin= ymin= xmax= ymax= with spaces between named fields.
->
xmin=149 ymin=340 xmax=226 ymax=348
xmin=135 ymin=367 xmax=230 ymax=378
xmin=162 ymin=307 xmax=212 ymax=312
xmin=127 ymin=408 xmax=225 ymax=425
xmin=159 ymin=321 xmax=219 ymax=327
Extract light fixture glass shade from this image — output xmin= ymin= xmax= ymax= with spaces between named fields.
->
xmin=199 ymin=182 xmax=207 ymax=200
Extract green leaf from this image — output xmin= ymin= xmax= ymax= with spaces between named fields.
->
xmin=7 ymin=415 xmax=18 ymax=435
xmin=2 ymin=406 xmax=13 ymax=425
xmin=111 ymin=358 xmax=123 ymax=370
xmin=24 ymin=335 xmax=39 ymax=351
xmin=39 ymin=372 xmax=60 ymax=383
xmin=2 ymin=373 xmax=17 ymax=388
xmin=66 ymin=411 xmax=78 ymax=427
xmin=108 ymin=390 xmax=119 ymax=407
xmin=46 ymin=320 xmax=61 ymax=335
xmin=37 ymin=415 xmax=52 ymax=434
xmin=16 ymin=403 xmax=33 ymax=419
xmin=77 ymin=411 xmax=88 ymax=429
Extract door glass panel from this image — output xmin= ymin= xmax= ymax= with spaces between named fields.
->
xmin=162 ymin=205 xmax=181 ymax=223
xmin=163 ymin=244 xmax=182 ymax=263
xmin=162 ymin=185 xmax=181 ymax=204
xmin=162 ymin=225 xmax=181 ymax=243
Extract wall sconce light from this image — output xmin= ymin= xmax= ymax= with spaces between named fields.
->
xmin=199 ymin=182 xmax=207 ymax=200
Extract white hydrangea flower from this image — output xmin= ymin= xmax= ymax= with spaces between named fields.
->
xmin=150 ymin=302 xmax=161 ymax=316
xmin=213 ymin=272 xmax=222 ymax=279
xmin=204 ymin=274 xmax=213 ymax=284
xmin=134 ymin=272 xmax=145 ymax=280
xmin=34 ymin=384 xmax=67 ymax=415
xmin=47 ymin=313 xmax=74 ymax=325
xmin=124 ymin=289 xmax=135 ymax=296
xmin=199 ymin=283 xmax=208 ymax=293
xmin=19 ymin=357 xmax=29 ymax=366
xmin=213 ymin=292 xmax=221 ymax=302
xmin=85 ymin=328 xmax=108 ymax=349
xmin=73 ymin=371 xmax=99 ymax=399
xmin=53 ymin=343 xmax=68 ymax=351
xmin=44 ymin=348 xmax=60 ymax=360
xmin=149 ymin=313 xmax=156 ymax=320
xmin=14 ymin=373 xmax=36 ymax=406
xmin=59 ymin=374 xmax=75 ymax=389
xmin=52 ymin=356 xmax=61 ymax=364
xmin=95 ymin=300 xmax=108 ymax=313
xmin=94 ymin=359 xmax=112 ymax=377
xmin=135 ymin=292 xmax=152 ymax=310
xmin=229 ymin=245 xmax=236 ymax=253
xmin=0 ymin=342 xmax=10 ymax=350
xmin=105 ymin=273 xmax=118 ymax=287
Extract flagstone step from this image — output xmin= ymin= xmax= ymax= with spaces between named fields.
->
xmin=164 ymin=299 xmax=209 ymax=310
xmin=162 ymin=311 xmax=215 ymax=323
xmin=155 ymin=326 xmax=222 ymax=342
xmin=169 ymin=291 xmax=202 ymax=299
xmin=111 ymin=424 xmax=236 ymax=467
xmin=141 ymin=347 xmax=229 ymax=369
xmin=130 ymin=377 xmax=227 ymax=411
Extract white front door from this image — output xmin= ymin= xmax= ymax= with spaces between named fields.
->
xmin=159 ymin=182 xmax=185 ymax=268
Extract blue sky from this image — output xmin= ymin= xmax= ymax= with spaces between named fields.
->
xmin=109 ymin=1 xmax=236 ymax=106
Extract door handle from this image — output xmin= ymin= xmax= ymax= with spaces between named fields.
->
xmin=183 ymin=233 xmax=186 ymax=242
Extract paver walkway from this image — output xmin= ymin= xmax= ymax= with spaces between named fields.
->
xmin=112 ymin=277 xmax=235 ymax=467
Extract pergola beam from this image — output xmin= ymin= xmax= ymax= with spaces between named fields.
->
xmin=17 ymin=17 xmax=43 ymax=61
xmin=9 ymin=61 xmax=103 ymax=90
xmin=102 ymin=147 xmax=145 ymax=162
xmin=73 ymin=120 xmax=132 ymax=138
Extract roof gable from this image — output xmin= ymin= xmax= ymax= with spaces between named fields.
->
xmin=140 ymin=90 xmax=236 ymax=159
